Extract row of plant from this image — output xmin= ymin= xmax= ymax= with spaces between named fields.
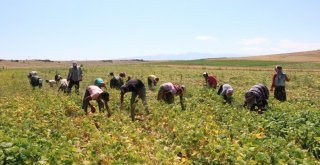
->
xmin=0 ymin=65 xmax=319 ymax=164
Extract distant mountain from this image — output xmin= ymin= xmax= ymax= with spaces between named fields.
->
xmin=131 ymin=52 xmax=243 ymax=60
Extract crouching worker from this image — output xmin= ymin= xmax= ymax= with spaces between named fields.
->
xmin=27 ymin=71 xmax=43 ymax=89
xmin=46 ymin=79 xmax=56 ymax=87
xmin=119 ymin=72 xmax=126 ymax=78
xmin=120 ymin=79 xmax=150 ymax=121
xmin=110 ymin=76 xmax=124 ymax=89
xmin=217 ymin=84 xmax=233 ymax=104
xmin=58 ymin=79 xmax=68 ymax=93
xmin=147 ymin=75 xmax=159 ymax=90
xmin=244 ymin=84 xmax=269 ymax=112
xmin=94 ymin=78 xmax=106 ymax=89
xmin=203 ymin=72 xmax=217 ymax=89
xmin=55 ymin=73 xmax=62 ymax=82
xmin=82 ymin=85 xmax=111 ymax=117
xmin=157 ymin=82 xmax=186 ymax=110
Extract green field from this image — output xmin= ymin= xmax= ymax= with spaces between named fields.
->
xmin=154 ymin=59 xmax=320 ymax=69
xmin=0 ymin=63 xmax=319 ymax=164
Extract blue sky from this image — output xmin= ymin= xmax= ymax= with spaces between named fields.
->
xmin=1 ymin=0 xmax=319 ymax=60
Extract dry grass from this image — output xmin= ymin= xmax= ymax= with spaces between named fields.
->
xmin=2 ymin=50 xmax=320 ymax=68
xmin=218 ymin=50 xmax=320 ymax=63
xmin=0 ymin=60 xmax=151 ymax=68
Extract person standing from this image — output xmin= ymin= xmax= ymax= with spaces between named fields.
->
xmin=271 ymin=65 xmax=289 ymax=101
xmin=67 ymin=61 xmax=83 ymax=95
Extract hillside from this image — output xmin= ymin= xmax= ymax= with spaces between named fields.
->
xmin=224 ymin=50 xmax=320 ymax=63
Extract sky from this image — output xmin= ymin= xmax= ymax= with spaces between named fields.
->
xmin=0 ymin=0 xmax=320 ymax=60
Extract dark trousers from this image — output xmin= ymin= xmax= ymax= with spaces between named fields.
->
xmin=130 ymin=87 xmax=149 ymax=120
xmin=217 ymin=85 xmax=223 ymax=95
xmin=30 ymin=77 xmax=42 ymax=89
xmin=274 ymin=86 xmax=286 ymax=102
xmin=68 ymin=80 xmax=80 ymax=94
xmin=147 ymin=78 xmax=153 ymax=89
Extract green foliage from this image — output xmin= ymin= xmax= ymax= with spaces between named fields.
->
xmin=154 ymin=59 xmax=320 ymax=69
xmin=0 ymin=64 xmax=319 ymax=164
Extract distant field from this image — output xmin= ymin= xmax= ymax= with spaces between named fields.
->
xmin=0 ymin=60 xmax=149 ymax=69
xmin=224 ymin=50 xmax=320 ymax=63
xmin=153 ymin=59 xmax=320 ymax=70
xmin=2 ymin=50 xmax=320 ymax=70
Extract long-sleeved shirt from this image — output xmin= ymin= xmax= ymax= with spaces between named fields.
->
xmin=219 ymin=84 xmax=233 ymax=96
xmin=68 ymin=66 xmax=83 ymax=81
xmin=207 ymin=76 xmax=217 ymax=88
xmin=271 ymin=72 xmax=289 ymax=88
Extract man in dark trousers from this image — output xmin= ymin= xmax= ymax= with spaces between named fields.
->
xmin=120 ymin=79 xmax=150 ymax=121
xmin=67 ymin=61 xmax=83 ymax=95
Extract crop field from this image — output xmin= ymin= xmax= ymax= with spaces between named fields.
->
xmin=0 ymin=62 xmax=319 ymax=164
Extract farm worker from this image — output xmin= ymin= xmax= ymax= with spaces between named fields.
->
xmin=67 ymin=61 xmax=83 ymax=95
xmin=54 ymin=73 xmax=62 ymax=82
xmin=120 ymin=79 xmax=150 ymax=121
xmin=147 ymin=75 xmax=159 ymax=90
xmin=58 ymin=79 xmax=68 ymax=93
xmin=27 ymin=71 xmax=43 ymax=89
xmin=119 ymin=72 xmax=126 ymax=78
xmin=82 ymin=85 xmax=111 ymax=117
xmin=157 ymin=82 xmax=186 ymax=110
xmin=217 ymin=84 xmax=234 ymax=104
xmin=202 ymin=72 xmax=217 ymax=89
xmin=271 ymin=65 xmax=290 ymax=102
xmin=244 ymin=84 xmax=269 ymax=112
xmin=45 ymin=79 xmax=56 ymax=87
xmin=108 ymin=72 xmax=114 ymax=77
xmin=94 ymin=78 xmax=106 ymax=89
xmin=126 ymin=76 xmax=132 ymax=82
xmin=110 ymin=76 xmax=124 ymax=89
